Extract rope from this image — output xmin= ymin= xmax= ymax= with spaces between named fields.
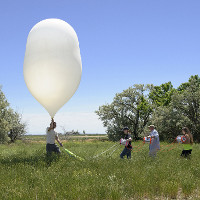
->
xmin=131 ymin=142 xmax=145 ymax=153
xmin=62 ymin=143 xmax=118 ymax=161
xmin=160 ymin=143 xmax=178 ymax=152
xmin=61 ymin=138 xmax=179 ymax=161
xmin=107 ymin=145 xmax=121 ymax=157
xmin=92 ymin=143 xmax=118 ymax=159
xmin=62 ymin=147 xmax=84 ymax=161
xmin=159 ymin=138 xmax=177 ymax=152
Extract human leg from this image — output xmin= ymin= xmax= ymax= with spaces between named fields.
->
xmin=46 ymin=144 xmax=53 ymax=155
xmin=120 ymin=148 xmax=128 ymax=159
xmin=52 ymin=144 xmax=61 ymax=154
xmin=127 ymin=149 xmax=131 ymax=159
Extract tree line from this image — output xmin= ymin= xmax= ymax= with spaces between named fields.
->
xmin=96 ymin=75 xmax=200 ymax=142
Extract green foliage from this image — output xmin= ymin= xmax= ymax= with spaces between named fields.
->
xmin=178 ymin=75 xmax=200 ymax=92
xmin=151 ymin=75 xmax=200 ymax=142
xmin=151 ymin=106 xmax=189 ymax=141
xmin=0 ymin=87 xmax=10 ymax=143
xmin=96 ymin=75 xmax=200 ymax=142
xmin=149 ymin=82 xmax=175 ymax=106
xmin=0 ymin=140 xmax=200 ymax=199
xmin=8 ymin=111 xmax=27 ymax=142
xmin=0 ymin=86 xmax=26 ymax=143
xmin=173 ymin=75 xmax=200 ymax=142
xmin=96 ymin=84 xmax=152 ymax=141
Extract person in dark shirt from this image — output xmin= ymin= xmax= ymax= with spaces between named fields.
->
xmin=120 ymin=127 xmax=132 ymax=159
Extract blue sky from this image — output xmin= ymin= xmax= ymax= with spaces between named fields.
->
xmin=0 ymin=0 xmax=200 ymax=134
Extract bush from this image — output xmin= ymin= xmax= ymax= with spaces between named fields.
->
xmin=0 ymin=86 xmax=26 ymax=143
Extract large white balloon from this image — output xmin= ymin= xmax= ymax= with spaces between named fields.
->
xmin=23 ymin=19 xmax=82 ymax=118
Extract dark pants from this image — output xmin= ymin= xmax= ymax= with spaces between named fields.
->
xmin=120 ymin=147 xmax=131 ymax=159
xmin=46 ymin=143 xmax=61 ymax=154
xmin=181 ymin=150 xmax=192 ymax=158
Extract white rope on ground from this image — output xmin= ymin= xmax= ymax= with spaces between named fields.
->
xmin=62 ymin=143 xmax=120 ymax=161
xmin=92 ymin=143 xmax=119 ymax=159
xmin=107 ymin=145 xmax=121 ymax=158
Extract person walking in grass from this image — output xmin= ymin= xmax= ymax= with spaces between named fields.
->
xmin=147 ymin=125 xmax=160 ymax=157
xmin=181 ymin=127 xmax=193 ymax=158
xmin=120 ymin=127 xmax=132 ymax=159
xmin=46 ymin=119 xmax=63 ymax=155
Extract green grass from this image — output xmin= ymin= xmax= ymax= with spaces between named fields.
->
xmin=0 ymin=139 xmax=200 ymax=200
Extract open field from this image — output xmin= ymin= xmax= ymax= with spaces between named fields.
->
xmin=23 ymin=134 xmax=108 ymax=142
xmin=0 ymin=137 xmax=200 ymax=200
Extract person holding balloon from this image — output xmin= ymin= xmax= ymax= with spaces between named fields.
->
xmin=46 ymin=119 xmax=63 ymax=155
xmin=120 ymin=127 xmax=132 ymax=159
xmin=147 ymin=125 xmax=160 ymax=157
xmin=181 ymin=127 xmax=193 ymax=158
xmin=23 ymin=19 xmax=82 ymax=156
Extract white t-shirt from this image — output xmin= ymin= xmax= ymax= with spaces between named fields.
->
xmin=149 ymin=129 xmax=160 ymax=152
xmin=150 ymin=129 xmax=159 ymax=140
xmin=46 ymin=127 xmax=58 ymax=144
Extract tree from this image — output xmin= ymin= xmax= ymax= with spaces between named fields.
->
xmin=7 ymin=110 xmax=26 ymax=142
xmin=96 ymin=84 xmax=152 ymax=141
xmin=96 ymin=75 xmax=200 ymax=142
xmin=178 ymin=75 xmax=200 ymax=92
xmin=172 ymin=75 xmax=200 ymax=142
xmin=0 ymin=87 xmax=10 ymax=143
xmin=151 ymin=75 xmax=200 ymax=142
xmin=151 ymin=106 xmax=189 ymax=141
xmin=149 ymin=82 xmax=175 ymax=107
xmin=0 ymin=86 xmax=26 ymax=143
xmin=148 ymin=82 xmax=183 ymax=141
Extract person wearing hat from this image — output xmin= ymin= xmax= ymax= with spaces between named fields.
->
xmin=120 ymin=127 xmax=132 ymax=159
xmin=147 ymin=125 xmax=160 ymax=157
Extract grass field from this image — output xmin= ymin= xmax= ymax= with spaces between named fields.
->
xmin=0 ymin=137 xmax=200 ymax=200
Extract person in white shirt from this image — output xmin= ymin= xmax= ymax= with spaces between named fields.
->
xmin=147 ymin=125 xmax=160 ymax=157
xmin=46 ymin=119 xmax=63 ymax=155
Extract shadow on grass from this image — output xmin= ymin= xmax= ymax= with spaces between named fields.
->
xmin=0 ymin=151 xmax=61 ymax=167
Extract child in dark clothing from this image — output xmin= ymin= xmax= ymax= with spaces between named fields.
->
xmin=120 ymin=127 xmax=132 ymax=159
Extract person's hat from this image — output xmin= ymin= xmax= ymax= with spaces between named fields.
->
xmin=148 ymin=125 xmax=155 ymax=128
xmin=122 ymin=127 xmax=129 ymax=131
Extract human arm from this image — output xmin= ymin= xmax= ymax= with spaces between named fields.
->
xmin=56 ymin=135 xmax=63 ymax=147
xmin=48 ymin=119 xmax=54 ymax=131
xmin=147 ymin=135 xmax=152 ymax=138
xmin=149 ymin=130 xmax=159 ymax=139
xmin=183 ymin=134 xmax=190 ymax=144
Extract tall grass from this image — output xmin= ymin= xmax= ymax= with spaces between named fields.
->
xmin=0 ymin=140 xmax=199 ymax=199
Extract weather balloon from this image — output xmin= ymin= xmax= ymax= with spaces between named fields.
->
xmin=23 ymin=19 xmax=82 ymax=118
xmin=176 ymin=135 xmax=186 ymax=144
